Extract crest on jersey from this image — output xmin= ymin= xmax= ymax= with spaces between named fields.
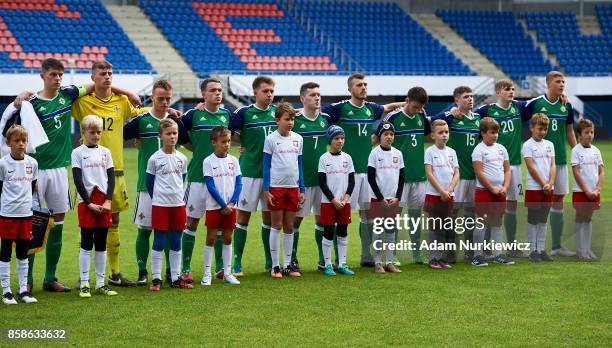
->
xmin=498 ymin=148 xmax=504 ymax=156
xmin=343 ymin=161 xmax=348 ymax=168
xmin=560 ymin=105 xmax=566 ymax=112
xmin=228 ymin=162 xmax=235 ymax=170
xmin=366 ymin=109 xmax=372 ymax=116
xmin=220 ymin=116 xmax=226 ymax=122
xmin=546 ymin=146 xmax=552 ymax=153
xmin=102 ymin=154 xmax=108 ymax=162
xmin=58 ymin=98 xmax=65 ymax=105
xmin=393 ymin=156 xmax=398 ymax=163
xmin=475 ymin=120 xmax=480 ymax=126
xmin=418 ymin=119 xmax=422 ymax=126
xmin=177 ymin=159 xmax=184 ymax=170
xmin=26 ymin=165 xmax=32 ymax=174
xmin=114 ymin=105 xmax=120 ymax=112
xmin=270 ymin=111 xmax=275 ymax=117
xmin=293 ymin=140 xmax=299 ymax=148
xmin=320 ymin=121 xmax=325 ymax=128
xmin=511 ymin=107 xmax=516 ymax=114
xmin=448 ymin=155 xmax=454 ymax=163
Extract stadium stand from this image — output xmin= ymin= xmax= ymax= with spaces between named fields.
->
xmin=0 ymin=0 xmax=152 ymax=72
xmin=291 ymin=1 xmax=473 ymax=75
xmin=436 ymin=9 xmax=554 ymax=81
xmin=523 ymin=7 xmax=612 ymax=76
xmin=140 ymin=0 xmax=340 ymax=76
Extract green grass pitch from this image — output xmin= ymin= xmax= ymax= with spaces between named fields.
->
xmin=1 ymin=142 xmax=611 ymax=346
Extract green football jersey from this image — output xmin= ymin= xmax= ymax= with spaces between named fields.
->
xmin=525 ymin=95 xmax=574 ymax=165
xmin=437 ymin=111 xmax=480 ymax=180
xmin=475 ymin=102 xmax=527 ymax=166
xmin=293 ymin=111 xmax=330 ymax=187
xmin=385 ymin=110 xmax=431 ymax=182
xmin=123 ymin=112 xmax=168 ymax=192
xmin=182 ymin=108 xmax=231 ymax=182
xmin=29 ymin=85 xmax=84 ymax=169
xmin=230 ymin=104 xmax=277 ymax=178
xmin=322 ymin=100 xmax=384 ymax=173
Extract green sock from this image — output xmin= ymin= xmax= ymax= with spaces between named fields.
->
xmin=550 ymin=209 xmax=564 ymax=250
xmin=44 ymin=223 xmax=63 ymax=283
xmin=315 ymin=223 xmax=324 ymax=264
xmin=136 ymin=228 xmax=152 ymax=273
xmin=232 ymin=224 xmax=247 ymax=270
xmin=504 ymin=212 xmax=517 ymax=242
xmin=359 ymin=221 xmax=373 ymax=263
xmin=181 ymin=227 xmax=196 ymax=273
xmin=261 ymin=224 xmax=272 ymax=269
xmin=214 ymin=232 xmax=223 ymax=273
xmin=164 ymin=239 xmax=170 ymax=275
xmin=291 ymin=223 xmax=299 ymax=263
xmin=27 ymin=254 xmax=35 ymax=285
xmin=408 ymin=209 xmax=422 ymax=259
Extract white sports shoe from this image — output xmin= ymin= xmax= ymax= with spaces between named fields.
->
xmin=18 ymin=291 xmax=38 ymax=303
xmin=3 ymin=292 xmax=17 ymax=305
xmin=587 ymin=249 xmax=597 ymax=259
xmin=200 ymin=273 xmax=212 ymax=286
xmin=223 ymin=273 xmax=240 ymax=285
xmin=551 ymin=247 xmax=576 ymax=257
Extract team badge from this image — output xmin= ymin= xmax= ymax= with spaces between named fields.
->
xmin=511 ymin=107 xmax=516 ymax=114
xmin=270 ymin=111 xmax=275 ymax=117
xmin=343 ymin=161 xmax=348 ymax=168
xmin=418 ymin=119 xmax=422 ymax=126
xmin=320 ymin=121 xmax=325 ymax=128
xmin=293 ymin=140 xmax=299 ymax=148
xmin=228 ymin=162 xmax=235 ymax=170
xmin=58 ymin=98 xmax=65 ymax=105
xmin=498 ymin=149 xmax=504 ymax=156
xmin=560 ymin=105 xmax=566 ymax=112
xmin=393 ymin=156 xmax=398 ymax=163
xmin=448 ymin=155 xmax=454 ymax=163
xmin=475 ymin=120 xmax=480 ymax=126
xmin=177 ymin=159 xmax=183 ymax=171
xmin=114 ymin=105 xmax=120 ymax=112
xmin=220 ymin=116 xmax=226 ymax=122
xmin=26 ymin=165 xmax=32 ymax=174
xmin=366 ymin=109 xmax=372 ymax=116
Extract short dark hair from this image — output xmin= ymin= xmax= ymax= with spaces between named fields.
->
xmin=576 ymin=118 xmax=594 ymax=135
xmin=200 ymin=78 xmax=221 ymax=91
xmin=153 ymin=79 xmax=172 ymax=92
xmin=299 ymin=82 xmax=319 ymax=96
xmin=252 ymin=76 xmax=275 ymax=90
xmin=275 ymin=102 xmax=296 ymax=120
xmin=479 ymin=117 xmax=500 ymax=133
xmin=41 ymin=58 xmax=64 ymax=73
xmin=91 ymin=60 xmax=113 ymax=72
xmin=407 ymin=87 xmax=428 ymax=105
xmin=347 ymin=73 xmax=365 ymax=87
xmin=453 ymin=86 xmax=472 ymax=100
xmin=210 ymin=126 xmax=230 ymax=141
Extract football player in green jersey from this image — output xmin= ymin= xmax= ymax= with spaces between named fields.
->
xmin=433 ymin=86 xmax=480 ymax=262
xmin=180 ymin=78 xmax=232 ymax=281
xmin=12 ymin=58 xmax=139 ymax=293
xmin=292 ymin=82 xmax=332 ymax=271
xmin=230 ymin=76 xmax=278 ymax=275
xmin=322 ymin=73 xmax=404 ymax=267
xmin=524 ymin=71 xmax=577 ymax=257
xmin=383 ymin=87 xmax=431 ymax=264
xmin=124 ymin=80 xmax=178 ymax=285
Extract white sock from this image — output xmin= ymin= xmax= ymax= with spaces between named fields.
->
xmin=537 ymin=223 xmax=547 ymax=252
xmin=79 ymin=248 xmax=91 ymax=286
xmin=0 ymin=261 xmax=10 ymax=294
xmin=269 ymin=228 xmax=281 ymax=268
xmin=223 ymin=244 xmax=232 ymax=275
xmin=169 ymin=250 xmax=181 ymax=282
xmin=585 ymin=221 xmax=593 ymax=253
xmin=372 ymin=231 xmax=382 ymax=264
xmin=384 ymin=232 xmax=395 ymax=264
xmin=203 ymin=245 xmax=213 ymax=276
xmin=16 ymin=258 xmax=28 ymax=294
xmin=574 ymin=222 xmax=584 ymax=256
xmin=490 ymin=226 xmax=503 ymax=257
xmin=337 ymin=236 xmax=348 ymax=265
xmin=282 ymin=233 xmax=294 ymax=268
xmin=151 ymin=249 xmax=163 ymax=281
xmin=94 ymin=251 xmax=106 ymax=289
xmin=322 ymin=237 xmax=333 ymax=267
xmin=473 ymin=226 xmax=486 ymax=257
xmin=527 ymin=223 xmax=537 ymax=252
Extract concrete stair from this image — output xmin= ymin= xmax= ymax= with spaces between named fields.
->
xmin=105 ymin=5 xmax=200 ymax=101
xmin=577 ymin=15 xmax=602 ymax=35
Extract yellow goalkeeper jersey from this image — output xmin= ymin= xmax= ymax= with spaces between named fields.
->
xmin=71 ymin=92 xmax=149 ymax=171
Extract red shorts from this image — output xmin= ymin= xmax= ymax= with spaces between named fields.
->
xmin=152 ymin=205 xmax=186 ymax=231
xmin=572 ymin=192 xmax=601 ymax=210
xmin=319 ymin=203 xmax=351 ymax=225
xmin=267 ymin=187 xmax=299 ymax=212
xmin=78 ymin=188 xmax=113 ymax=228
xmin=525 ymin=190 xmax=553 ymax=209
xmin=368 ymin=199 xmax=401 ymax=220
xmin=0 ymin=216 xmax=32 ymax=240
xmin=205 ymin=208 xmax=237 ymax=230
xmin=423 ymin=194 xmax=455 ymax=217
xmin=474 ymin=188 xmax=506 ymax=216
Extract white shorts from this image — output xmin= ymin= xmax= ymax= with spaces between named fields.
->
xmin=554 ymin=165 xmax=569 ymax=195
xmin=184 ymin=181 xmax=208 ymax=219
xmin=236 ymin=177 xmax=269 ymax=212
xmin=400 ymin=181 xmax=425 ymax=209
xmin=454 ymin=179 xmax=475 ymax=204
xmin=349 ymin=173 xmax=370 ymax=211
xmin=37 ymin=167 xmax=72 ymax=214
xmin=296 ymin=186 xmax=322 ymax=218
xmin=506 ymin=165 xmax=523 ymax=201
xmin=133 ymin=191 xmax=152 ymax=228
